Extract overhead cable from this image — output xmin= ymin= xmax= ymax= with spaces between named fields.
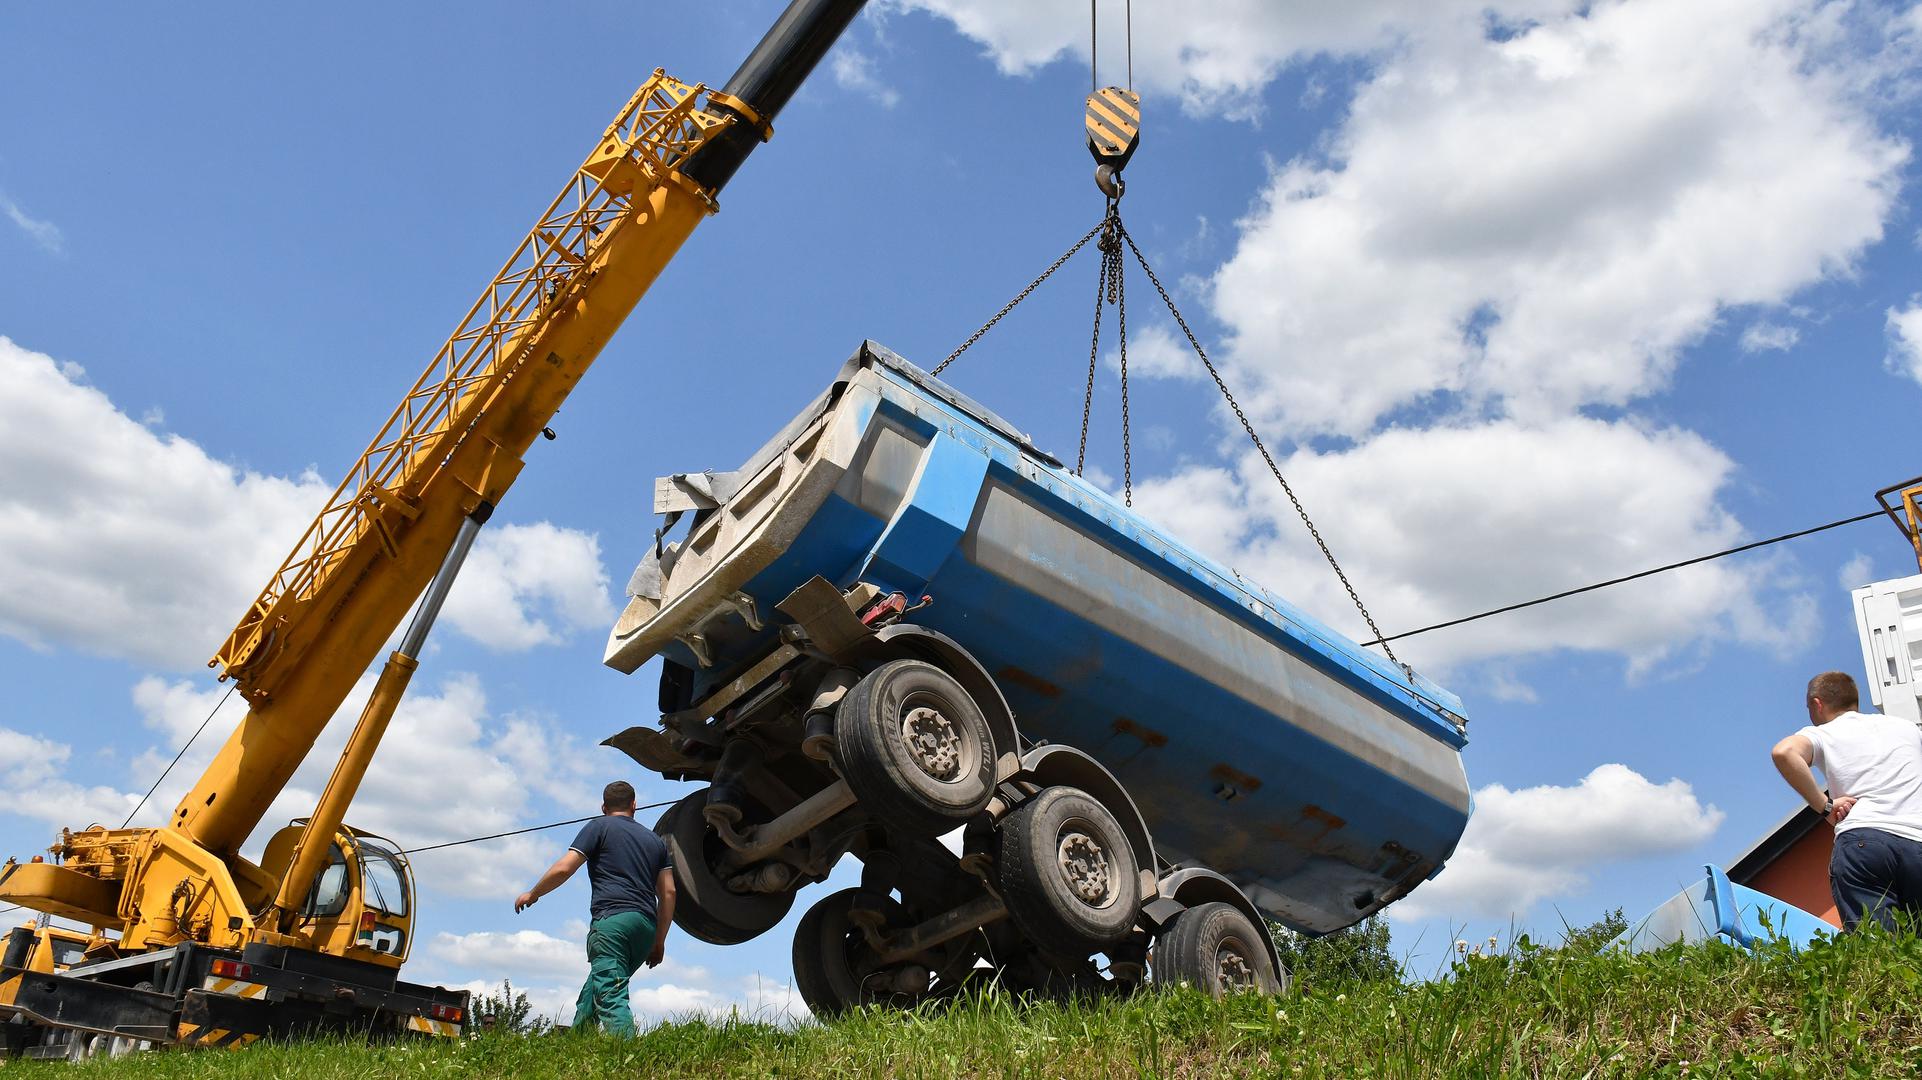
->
xmin=399 ymin=801 xmax=676 ymax=856
xmin=1362 ymin=508 xmax=1888 ymax=647
xmin=122 ymin=684 xmax=236 ymax=828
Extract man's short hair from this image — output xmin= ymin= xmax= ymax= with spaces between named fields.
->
xmin=602 ymin=780 xmax=637 ymax=810
xmin=1807 ymin=671 xmax=1860 ymax=711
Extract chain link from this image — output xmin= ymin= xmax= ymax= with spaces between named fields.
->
xmin=1077 ymin=244 xmax=1105 ymax=475
xmin=934 ymin=220 xmax=1106 ymax=377
xmin=1107 ymin=213 xmax=1132 ymax=505
xmin=1117 ymin=225 xmax=1409 ymax=677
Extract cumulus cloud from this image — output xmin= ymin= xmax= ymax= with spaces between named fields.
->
xmin=0 ymin=337 xmax=613 ymax=669
xmin=1887 ymin=298 xmax=1922 ymax=385
xmin=1206 ymin=0 xmax=1906 ymax=437
xmin=0 ymin=337 xmax=330 ymax=670
xmin=887 ymin=0 xmax=1581 ymax=120
xmin=440 ymin=523 xmax=616 ymax=652
xmin=0 ymin=728 xmax=134 ymax=830
xmin=1132 ymin=417 xmax=1819 ymax=673
xmin=441 ymin=930 xmax=789 ymax=1026
xmin=1393 ymin=763 xmax=1725 ymax=921
xmin=1105 ymin=322 xmax=1197 ymax=381
xmin=0 ymin=670 xmax=598 ymax=900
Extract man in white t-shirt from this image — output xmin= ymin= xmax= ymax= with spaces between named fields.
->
xmin=1772 ymin=670 xmax=1922 ymax=931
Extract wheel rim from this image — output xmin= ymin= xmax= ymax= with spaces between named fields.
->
xmin=1056 ymin=820 xmax=1117 ymax=908
xmin=900 ymin=703 xmax=964 ymax=781
xmin=1216 ymin=941 xmax=1256 ymax=990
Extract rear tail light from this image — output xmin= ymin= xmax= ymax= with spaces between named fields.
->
xmin=209 ymin=959 xmax=254 ymax=980
xmin=430 ymin=1003 xmax=463 ymax=1023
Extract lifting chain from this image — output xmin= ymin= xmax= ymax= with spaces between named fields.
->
xmin=933 ymin=221 xmax=1105 ymax=377
xmin=935 ymin=201 xmax=1411 ymax=678
xmin=1116 ymin=225 xmax=1410 ymax=677
xmin=1078 ymin=197 xmax=1129 ymax=499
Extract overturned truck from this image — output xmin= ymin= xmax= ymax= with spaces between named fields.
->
xmin=602 ymin=343 xmax=1471 ymax=1014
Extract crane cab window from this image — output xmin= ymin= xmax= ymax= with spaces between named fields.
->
xmin=355 ymin=838 xmax=409 ymax=918
xmin=303 ymin=845 xmax=351 ymax=918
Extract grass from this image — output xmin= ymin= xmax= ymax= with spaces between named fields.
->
xmin=17 ymin=927 xmax=1922 ymax=1078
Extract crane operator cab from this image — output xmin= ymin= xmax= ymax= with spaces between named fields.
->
xmin=258 ymin=824 xmax=415 ymax=964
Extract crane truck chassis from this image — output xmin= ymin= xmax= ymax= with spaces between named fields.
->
xmin=0 ymin=0 xmax=869 ymax=1056
xmin=603 ymin=344 xmax=1473 ymax=1015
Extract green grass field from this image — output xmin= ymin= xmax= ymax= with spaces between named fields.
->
xmin=16 ymin=927 xmax=1922 ymax=1078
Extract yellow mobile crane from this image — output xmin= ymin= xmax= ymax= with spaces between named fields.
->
xmin=0 ymin=0 xmax=866 ymax=1057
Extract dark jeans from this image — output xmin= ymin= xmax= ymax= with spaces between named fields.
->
xmin=1831 ymin=827 xmax=1922 ymax=931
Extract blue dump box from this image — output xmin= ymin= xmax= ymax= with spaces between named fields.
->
xmin=1615 ymin=865 xmax=1835 ymax=953
xmin=605 ymin=343 xmax=1472 ymax=933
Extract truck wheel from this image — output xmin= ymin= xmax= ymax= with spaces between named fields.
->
xmin=1153 ymin=902 xmax=1284 ymax=996
xmin=654 ymin=793 xmax=793 ymax=946
xmin=836 ymin=660 xmax=996 ymax=838
xmin=791 ymin=889 xmax=914 ymax=1018
xmin=996 ymin=786 xmax=1141 ymax=956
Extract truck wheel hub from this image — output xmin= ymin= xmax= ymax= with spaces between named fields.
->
xmin=902 ymin=706 xmax=962 ymax=780
xmin=1057 ymin=831 xmax=1112 ymax=904
xmin=1217 ymin=948 xmax=1255 ymax=990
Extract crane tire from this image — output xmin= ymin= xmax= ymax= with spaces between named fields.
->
xmin=1152 ymin=901 xmax=1284 ymax=996
xmin=836 ymin=660 xmax=997 ymax=838
xmin=654 ymin=793 xmax=793 ymax=946
xmin=995 ymin=785 xmax=1141 ymax=956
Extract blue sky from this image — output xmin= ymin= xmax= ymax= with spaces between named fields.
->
xmin=3 ymin=0 xmax=1922 ymax=1019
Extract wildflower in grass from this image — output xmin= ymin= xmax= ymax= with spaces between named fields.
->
xmin=1455 ymin=940 xmax=1469 ymax=954
xmin=1334 ymin=993 xmax=1346 ymax=1003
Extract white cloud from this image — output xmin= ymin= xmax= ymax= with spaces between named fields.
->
xmin=1206 ymin=0 xmax=1907 ymax=437
xmin=0 ymin=670 xmax=601 ymax=900
xmin=444 ymin=929 xmax=791 ymax=1027
xmin=2 ymin=194 xmax=63 ymax=254
xmin=1839 ymin=551 xmax=1876 ymax=590
xmin=0 ymin=337 xmax=330 ymax=670
xmin=433 ymin=928 xmax=586 ymax=981
xmin=1739 ymin=321 xmax=1801 ymax=354
xmin=440 ymin=523 xmax=616 ymax=652
xmin=1105 ymin=322 xmax=1197 ymax=381
xmin=1132 ymin=416 xmax=1818 ymax=673
xmin=831 ymin=46 xmax=901 ymax=108
xmin=0 ymin=338 xmax=614 ymax=668
xmin=887 ymin=0 xmax=1582 ymax=121
xmin=1887 ymin=297 xmax=1922 ymax=385
xmin=0 ymin=727 xmax=133 ymax=830
xmin=1393 ymin=763 xmax=1724 ymax=921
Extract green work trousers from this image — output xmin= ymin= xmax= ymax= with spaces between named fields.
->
xmin=572 ymin=910 xmax=657 ymax=1036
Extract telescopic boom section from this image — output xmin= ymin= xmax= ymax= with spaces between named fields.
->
xmin=175 ymin=0 xmax=866 ymax=857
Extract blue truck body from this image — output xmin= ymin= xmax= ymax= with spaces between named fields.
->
xmin=605 ymin=342 xmax=1472 ymax=933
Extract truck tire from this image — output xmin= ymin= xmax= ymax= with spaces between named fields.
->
xmin=1153 ymin=901 xmax=1284 ymax=996
xmin=996 ymin=786 xmax=1141 ymax=956
xmin=836 ymin=660 xmax=996 ymax=838
xmin=791 ymin=889 xmax=909 ymax=1018
xmin=654 ymin=793 xmax=793 ymax=946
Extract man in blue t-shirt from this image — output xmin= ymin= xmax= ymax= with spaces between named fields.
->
xmin=514 ymin=780 xmax=675 ymax=1034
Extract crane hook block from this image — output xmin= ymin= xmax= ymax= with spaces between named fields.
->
xmin=1085 ymin=87 xmax=1141 ymax=174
